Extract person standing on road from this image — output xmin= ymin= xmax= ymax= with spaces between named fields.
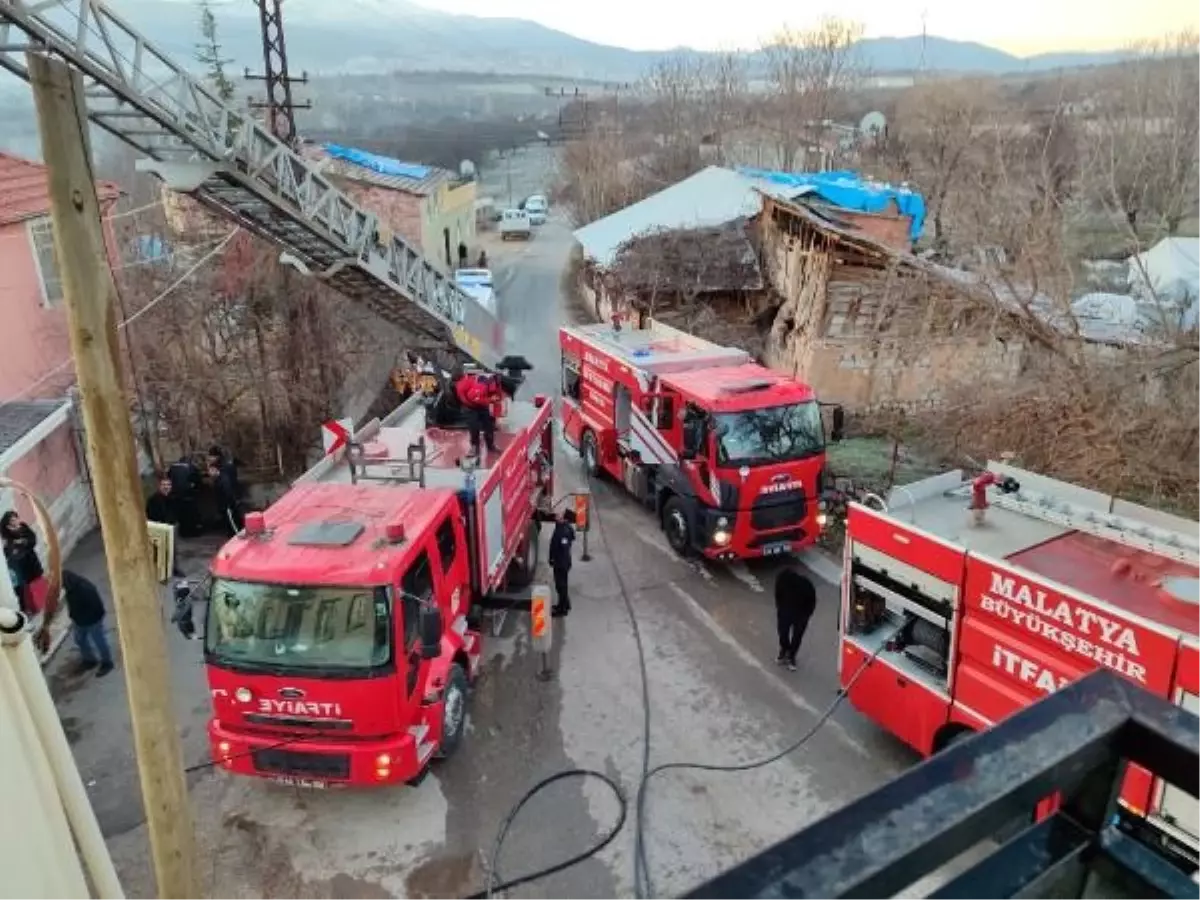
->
xmin=549 ymin=509 xmax=577 ymax=618
xmin=457 ymin=241 xmax=468 ymax=269
xmin=61 ymin=569 xmax=114 ymax=677
xmin=775 ymin=568 xmax=817 ymax=672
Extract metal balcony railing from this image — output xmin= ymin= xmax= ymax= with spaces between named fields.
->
xmin=687 ymin=670 xmax=1199 ymax=899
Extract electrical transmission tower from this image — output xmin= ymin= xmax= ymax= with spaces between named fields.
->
xmin=245 ymin=0 xmax=311 ymax=144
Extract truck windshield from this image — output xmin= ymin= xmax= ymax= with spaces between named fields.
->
xmin=205 ymin=579 xmax=391 ymax=672
xmin=714 ymin=401 xmax=824 ymax=466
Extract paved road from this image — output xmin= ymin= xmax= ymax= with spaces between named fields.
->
xmin=51 ymin=211 xmax=917 ymax=898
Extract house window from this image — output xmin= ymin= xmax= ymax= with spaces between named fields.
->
xmin=28 ymin=216 xmax=63 ymax=306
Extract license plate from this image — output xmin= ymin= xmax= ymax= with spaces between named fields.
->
xmin=760 ymin=542 xmax=792 ymax=556
xmin=269 ymin=775 xmax=329 ymax=789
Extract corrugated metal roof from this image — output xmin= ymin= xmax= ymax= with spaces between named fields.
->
xmin=0 ymin=400 xmax=67 ymax=457
xmin=307 ymin=145 xmax=452 ymax=196
xmin=0 ymin=151 xmax=120 ymax=226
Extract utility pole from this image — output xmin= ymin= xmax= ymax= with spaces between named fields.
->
xmin=245 ymin=0 xmax=311 ymax=144
xmin=27 ymin=52 xmax=198 ymax=898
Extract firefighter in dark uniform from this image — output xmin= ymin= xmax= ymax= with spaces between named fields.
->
xmin=548 ymin=509 xmax=577 ymax=618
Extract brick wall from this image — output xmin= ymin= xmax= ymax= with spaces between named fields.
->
xmin=836 ymin=208 xmax=912 ymax=253
xmin=338 ymin=181 xmax=425 ymax=253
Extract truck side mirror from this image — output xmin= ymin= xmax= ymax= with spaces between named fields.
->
xmin=829 ymin=405 xmax=845 ymax=443
xmin=681 ymin=420 xmax=702 ymax=460
xmin=418 ymin=605 xmax=443 ymax=659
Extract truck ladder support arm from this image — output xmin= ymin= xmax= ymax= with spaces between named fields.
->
xmin=0 ymin=0 xmax=504 ymax=368
xmin=686 ymin=670 xmax=1199 ymax=899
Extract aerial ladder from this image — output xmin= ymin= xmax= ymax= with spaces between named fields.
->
xmin=0 ymin=0 xmax=505 ymax=369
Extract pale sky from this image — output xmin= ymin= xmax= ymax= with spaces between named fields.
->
xmin=419 ymin=0 xmax=1198 ymax=55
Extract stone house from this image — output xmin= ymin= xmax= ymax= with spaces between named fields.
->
xmin=758 ymin=190 xmax=1031 ymax=411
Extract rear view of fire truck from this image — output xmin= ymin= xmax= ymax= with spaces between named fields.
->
xmin=840 ymin=461 xmax=1200 ymax=874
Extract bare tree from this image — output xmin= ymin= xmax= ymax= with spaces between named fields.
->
xmin=888 ymin=78 xmax=1000 ymax=249
xmin=1086 ymin=30 xmax=1199 ymax=238
xmin=760 ymin=17 xmax=864 ymax=171
xmin=698 ymin=52 xmax=750 ymax=165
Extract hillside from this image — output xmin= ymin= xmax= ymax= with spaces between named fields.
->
xmin=105 ymin=0 xmax=1136 ymax=80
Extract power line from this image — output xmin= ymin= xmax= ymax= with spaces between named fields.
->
xmin=0 ymin=229 xmax=239 ymax=409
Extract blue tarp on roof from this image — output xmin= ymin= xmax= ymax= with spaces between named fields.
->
xmin=739 ymin=167 xmax=926 ymax=242
xmin=323 ymin=143 xmax=432 ymax=181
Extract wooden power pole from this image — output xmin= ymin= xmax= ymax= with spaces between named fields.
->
xmin=27 ymin=52 xmax=198 ymax=898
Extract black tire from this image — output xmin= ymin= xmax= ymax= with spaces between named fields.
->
xmin=662 ymin=496 xmax=692 ymax=556
xmin=436 ymin=664 xmax=469 ymax=760
xmin=506 ymin=523 xmax=539 ymax=589
xmin=581 ymin=429 xmax=601 ymax=478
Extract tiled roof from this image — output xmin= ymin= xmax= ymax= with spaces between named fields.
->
xmin=0 ymin=151 xmax=121 ymax=226
xmin=0 ymin=400 xmax=68 ymax=457
xmin=304 ymin=145 xmax=452 ymax=196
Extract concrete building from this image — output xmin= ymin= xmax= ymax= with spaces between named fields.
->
xmin=0 ymin=151 xmax=119 ymax=557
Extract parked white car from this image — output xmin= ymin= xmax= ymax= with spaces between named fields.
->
xmin=454 ymin=268 xmax=496 ymax=315
xmin=524 ymin=194 xmax=548 ymax=226
xmin=499 ymin=208 xmax=532 ymax=240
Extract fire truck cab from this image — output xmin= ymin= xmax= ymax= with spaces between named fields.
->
xmin=560 ymin=319 xmax=831 ymax=560
xmin=840 ymin=460 xmax=1200 ymax=871
xmin=202 ymin=391 xmax=553 ymax=788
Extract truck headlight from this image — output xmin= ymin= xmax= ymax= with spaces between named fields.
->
xmin=816 ymin=512 xmax=828 ymax=529
xmin=713 ymin=528 xmax=731 ymax=546
xmin=818 ymin=498 xmax=829 ymax=512
xmin=716 ymin=516 xmax=729 ymax=528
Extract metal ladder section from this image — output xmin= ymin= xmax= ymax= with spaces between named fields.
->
xmin=990 ymin=489 xmax=1200 ymax=566
xmin=346 ymin=437 xmax=427 ymax=488
xmin=0 ymin=0 xmax=503 ymax=368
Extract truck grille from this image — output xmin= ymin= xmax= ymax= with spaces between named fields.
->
xmin=750 ymin=489 xmax=807 ymax=532
xmin=251 ymin=748 xmax=351 ymax=780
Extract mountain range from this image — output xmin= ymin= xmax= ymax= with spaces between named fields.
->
xmin=104 ymin=0 xmax=1135 ymax=80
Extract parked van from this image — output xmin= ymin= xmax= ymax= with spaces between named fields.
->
xmin=499 ymin=208 xmax=532 ymax=241
xmin=524 ymin=194 xmax=548 ymax=225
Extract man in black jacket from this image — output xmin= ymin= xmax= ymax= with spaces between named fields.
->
xmin=208 ymin=461 xmax=244 ymax=536
xmin=775 ymin=567 xmax=817 ymax=672
xmin=62 ymin=569 xmax=114 ymax=676
xmin=548 ymin=509 xmax=577 ymax=618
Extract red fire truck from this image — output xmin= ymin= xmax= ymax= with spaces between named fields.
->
xmin=201 ymin=383 xmax=554 ymax=787
xmin=560 ymin=319 xmax=835 ymax=561
xmin=840 ymin=460 xmax=1200 ymax=869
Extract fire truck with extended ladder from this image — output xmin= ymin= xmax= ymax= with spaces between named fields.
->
xmin=560 ymin=318 xmax=840 ymax=561
xmin=839 ymin=460 xmax=1200 ymax=872
xmin=204 ymin=387 xmax=554 ymax=786
xmin=0 ymin=0 xmax=556 ymax=785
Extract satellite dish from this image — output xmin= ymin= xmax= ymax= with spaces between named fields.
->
xmin=459 ymin=159 xmax=476 ymax=178
xmin=859 ymin=111 xmax=887 ymax=138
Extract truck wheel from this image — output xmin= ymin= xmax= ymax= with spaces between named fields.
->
xmin=436 ymin=664 xmax=469 ymax=760
xmin=662 ymin=496 xmax=692 ymax=556
xmin=581 ymin=430 xmax=601 ymax=478
xmin=506 ymin=523 xmax=539 ymax=589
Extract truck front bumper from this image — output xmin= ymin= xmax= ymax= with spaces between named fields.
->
xmin=207 ymin=719 xmax=425 ymax=788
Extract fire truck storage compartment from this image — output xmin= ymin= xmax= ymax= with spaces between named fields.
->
xmin=843 ymin=539 xmax=960 ymax=754
xmin=847 ymin=503 xmax=966 ymax=585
